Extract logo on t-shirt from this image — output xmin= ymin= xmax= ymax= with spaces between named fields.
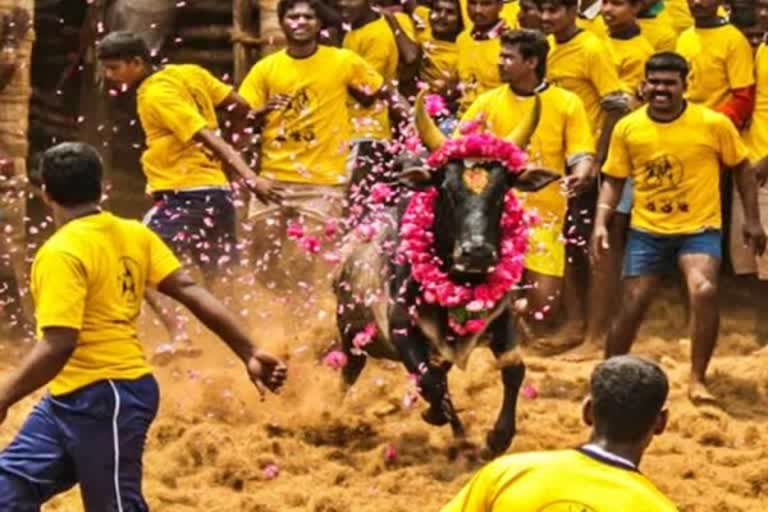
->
xmin=119 ymin=257 xmax=141 ymax=306
xmin=538 ymin=501 xmax=598 ymax=511
xmin=637 ymin=154 xmax=689 ymax=215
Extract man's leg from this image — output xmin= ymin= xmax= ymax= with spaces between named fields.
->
xmin=0 ymin=397 xmax=78 ymax=511
xmin=605 ymin=229 xmax=670 ymax=357
xmin=678 ymin=232 xmax=722 ymax=403
xmin=62 ymin=376 xmax=160 ymax=511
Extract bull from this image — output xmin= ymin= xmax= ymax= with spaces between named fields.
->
xmin=334 ymin=91 xmax=558 ymax=456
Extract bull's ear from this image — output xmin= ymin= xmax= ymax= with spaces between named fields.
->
xmin=509 ymin=168 xmax=561 ymax=192
xmin=398 ymin=165 xmax=439 ymax=188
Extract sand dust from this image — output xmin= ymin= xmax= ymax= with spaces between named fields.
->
xmin=1 ymin=283 xmax=767 ymax=512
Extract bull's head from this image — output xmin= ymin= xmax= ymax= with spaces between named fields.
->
xmin=408 ymin=90 xmax=560 ymax=276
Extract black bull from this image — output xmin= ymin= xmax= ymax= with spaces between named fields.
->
xmin=334 ymin=93 xmax=559 ymax=456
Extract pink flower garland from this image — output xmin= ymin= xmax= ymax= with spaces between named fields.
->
xmin=426 ymin=132 xmax=528 ymax=172
xmin=398 ymin=188 xmax=535 ymax=334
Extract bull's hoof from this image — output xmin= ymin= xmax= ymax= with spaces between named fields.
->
xmin=483 ymin=428 xmax=514 ymax=459
xmin=421 ymin=405 xmax=450 ymax=426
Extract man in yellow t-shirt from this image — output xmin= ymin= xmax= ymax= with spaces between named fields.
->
xmin=97 ymin=32 xmax=283 ymax=277
xmin=675 ymin=0 xmax=755 ymax=127
xmin=460 ymin=29 xmax=595 ymax=338
xmin=239 ymin=0 xmax=384 ymax=286
xmin=0 ymin=143 xmax=287 ymax=511
xmin=417 ymin=0 xmax=463 ymax=99
xmin=443 ymin=355 xmax=678 ymax=511
xmin=456 ymin=0 xmax=510 ymax=113
xmin=593 ymin=53 xmax=765 ymax=403
xmin=536 ymin=0 xmax=629 ymax=346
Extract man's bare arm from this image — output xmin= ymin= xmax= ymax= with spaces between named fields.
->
xmin=0 ymin=327 xmax=77 ymax=414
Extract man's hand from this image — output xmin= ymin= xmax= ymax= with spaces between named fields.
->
xmin=246 ymin=176 xmax=284 ymax=205
xmin=590 ymin=225 xmax=610 ymax=265
xmin=562 ymin=170 xmax=593 ymax=197
xmin=743 ymin=220 xmax=767 ymax=256
xmin=264 ymin=94 xmax=292 ymax=114
xmin=247 ymin=350 xmax=287 ymax=396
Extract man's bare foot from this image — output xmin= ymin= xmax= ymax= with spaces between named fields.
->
xmin=559 ymin=341 xmax=602 ymax=362
xmin=688 ymin=379 xmax=718 ymax=406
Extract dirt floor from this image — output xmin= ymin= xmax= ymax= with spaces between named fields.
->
xmin=1 ymin=280 xmax=767 ymax=512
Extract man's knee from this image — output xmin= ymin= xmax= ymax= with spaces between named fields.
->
xmin=689 ymin=277 xmax=718 ymax=303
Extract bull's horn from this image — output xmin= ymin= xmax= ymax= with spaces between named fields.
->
xmin=415 ymin=89 xmax=446 ymax=151
xmin=506 ymin=94 xmax=541 ymax=149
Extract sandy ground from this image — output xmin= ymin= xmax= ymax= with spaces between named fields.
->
xmin=0 ymin=282 xmax=767 ymax=512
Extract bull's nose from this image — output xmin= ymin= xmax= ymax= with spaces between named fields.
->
xmin=452 ymin=241 xmax=499 ymax=274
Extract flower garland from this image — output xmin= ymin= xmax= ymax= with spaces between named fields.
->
xmin=397 ymin=133 xmax=535 ymax=335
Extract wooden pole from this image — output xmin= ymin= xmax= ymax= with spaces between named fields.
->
xmin=233 ymin=0 xmax=252 ymax=84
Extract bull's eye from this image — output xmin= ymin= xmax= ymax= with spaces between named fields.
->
xmin=462 ymin=166 xmax=490 ymax=195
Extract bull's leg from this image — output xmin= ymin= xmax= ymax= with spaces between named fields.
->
xmin=391 ymin=321 xmax=464 ymax=437
xmin=486 ymin=310 xmax=525 ymax=456
xmin=338 ymin=319 xmax=368 ymax=392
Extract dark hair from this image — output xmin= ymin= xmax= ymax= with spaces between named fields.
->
xmin=501 ymin=29 xmax=550 ymax=80
xmin=730 ymin=4 xmax=758 ymax=28
xmin=40 ymin=143 xmax=103 ymax=207
xmin=532 ymin=0 xmax=579 ymax=9
xmin=645 ymin=51 xmax=689 ymax=80
xmin=590 ymin=356 xmax=669 ymax=443
xmin=96 ymin=31 xmax=150 ymax=62
xmin=277 ymin=0 xmax=321 ymax=21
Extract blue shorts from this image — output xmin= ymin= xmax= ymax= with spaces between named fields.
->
xmin=0 ymin=375 xmax=159 ymax=512
xmin=616 ymin=178 xmax=634 ymax=215
xmin=624 ymin=228 xmax=722 ymax=277
xmin=144 ymin=188 xmax=239 ymax=275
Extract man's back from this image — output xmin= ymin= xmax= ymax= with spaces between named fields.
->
xmin=32 ymin=212 xmax=180 ymax=396
xmin=136 ymin=64 xmax=233 ymax=192
xmin=442 ymin=449 xmax=678 ymax=511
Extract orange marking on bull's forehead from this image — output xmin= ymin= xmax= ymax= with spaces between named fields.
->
xmin=463 ymin=166 xmax=489 ymax=194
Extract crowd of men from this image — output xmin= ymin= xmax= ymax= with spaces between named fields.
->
xmin=0 ymin=0 xmax=767 ymax=508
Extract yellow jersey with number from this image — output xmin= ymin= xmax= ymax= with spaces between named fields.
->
xmin=638 ymin=11 xmax=678 ymax=51
xmin=608 ymin=32 xmax=655 ymax=95
xmin=461 ymin=84 xmax=594 ymax=220
xmin=456 ymin=26 xmax=505 ymax=113
xmin=239 ymin=46 xmax=383 ymax=185
xmin=441 ymin=449 xmax=678 ymax=512
xmin=137 ymin=64 xmax=232 ymax=193
xmin=32 ymin=212 xmax=181 ymax=396
xmin=603 ymin=103 xmax=749 ymax=235
xmin=676 ymin=22 xmax=755 ymax=109
xmin=343 ymin=13 xmax=415 ymax=140
xmin=546 ymin=30 xmax=623 ymax=134
xmin=745 ymin=43 xmax=768 ymax=161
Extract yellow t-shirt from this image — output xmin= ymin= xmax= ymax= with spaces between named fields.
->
xmin=638 ymin=12 xmax=678 ymax=51
xmin=603 ymin=103 xmax=749 ymax=235
xmin=665 ymin=0 xmax=693 ymax=33
xmin=343 ymin=13 xmax=416 ymax=140
xmin=32 ymin=212 xmax=181 ymax=396
xmin=239 ymin=46 xmax=383 ymax=185
xmin=441 ymin=449 xmax=678 ymax=512
xmin=456 ymin=27 xmax=504 ymax=113
xmin=608 ymin=32 xmax=655 ymax=95
xmin=459 ymin=0 xmax=519 ymax=30
xmin=577 ymin=13 xmax=609 ymax=41
xmin=137 ymin=64 xmax=233 ymax=193
xmin=744 ymin=43 xmax=768 ymax=161
xmin=418 ymin=35 xmax=459 ymax=92
xmin=461 ymin=84 xmax=594 ymax=220
xmin=547 ymin=30 xmax=623 ymax=134
xmin=676 ymin=22 xmax=755 ymax=109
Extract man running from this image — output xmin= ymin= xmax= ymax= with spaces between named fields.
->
xmin=0 ymin=142 xmax=287 ymax=510
xmin=96 ymin=31 xmax=284 ymax=351
xmin=442 ymin=355 xmax=678 ymax=511
xmin=460 ymin=29 xmax=595 ymax=341
xmin=592 ymin=52 xmax=766 ymax=403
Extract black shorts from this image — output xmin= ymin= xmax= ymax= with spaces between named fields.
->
xmin=144 ymin=188 xmax=239 ymax=274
